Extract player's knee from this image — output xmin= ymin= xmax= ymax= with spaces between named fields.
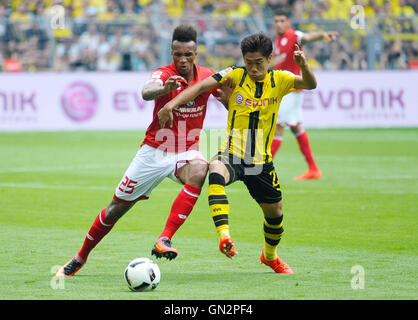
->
xmin=271 ymin=204 xmax=283 ymax=218
xmin=106 ymin=199 xmax=133 ymax=222
xmin=277 ymin=201 xmax=283 ymax=216
xmin=209 ymin=160 xmax=224 ymax=174
xmin=275 ymin=124 xmax=284 ymax=137
xmin=261 ymin=200 xmax=283 ymax=218
xmin=209 ymin=160 xmax=230 ymax=184
xmin=185 ymin=160 xmax=208 ymax=187
xmin=291 ymin=124 xmax=303 ymax=135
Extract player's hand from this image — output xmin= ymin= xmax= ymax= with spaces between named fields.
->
xmin=216 ymin=76 xmax=235 ymax=110
xmin=164 ymin=75 xmax=185 ymax=94
xmin=293 ymin=44 xmax=307 ymax=67
xmin=157 ymin=105 xmax=174 ymax=128
xmin=323 ymin=31 xmax=339 ymax=42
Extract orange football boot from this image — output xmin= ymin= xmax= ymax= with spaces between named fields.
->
xmin=219 ymin=236 xmax=237 ymax=258
xmin=151 ymin=237 xmax=178 ymax=260
xmin=260 ymin=249 xmax=294 ymax=274
xmin=293 ymin=168 xmax=322 ymax=181
xmin=56 ymin=257 xmax=84 ymax=277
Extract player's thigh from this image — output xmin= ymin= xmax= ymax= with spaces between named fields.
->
xmin=212 ymin=153 xmax=248 ymax=185
xmin=168 ymin=149 xmax=208 ymax=185
xmin=243 ymin=163 xmax=282 ymax=205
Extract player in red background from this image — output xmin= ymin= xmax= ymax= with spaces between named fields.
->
xmin=271 ymin=10 xmax=338 ymax=180
xmin=56 ymin=25 xmax=230 ymax=277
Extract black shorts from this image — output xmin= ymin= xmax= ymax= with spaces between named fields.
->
xmin=217 ymin=153 xmax=282 ymax=204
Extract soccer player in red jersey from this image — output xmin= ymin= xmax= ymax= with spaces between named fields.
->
xmin=271 ymin=11 xmax=338 ymax=180
xmin=56 ymin=25 xmax=230 ymax=277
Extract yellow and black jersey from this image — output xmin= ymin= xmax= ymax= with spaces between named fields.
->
xmin=212 ymin=66 xmax=296 ymax=164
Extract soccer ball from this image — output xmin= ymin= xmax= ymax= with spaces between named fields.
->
xmin=124 ymin=257 xmax=161 ymax=292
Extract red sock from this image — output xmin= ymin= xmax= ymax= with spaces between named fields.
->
xmin=271 ymin=137 xmax=282 ymax=158
xmin=159 ymin=184 xmax=201 ymax=240
xmin=77 ymin=208 xmax=115 ymax=263
xmin=296 ymin=131 xmax=318 ymax=171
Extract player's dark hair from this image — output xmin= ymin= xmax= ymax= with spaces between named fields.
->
xmin=240 ymin=32 xmax=273 ymax=59
xmin=273 ymin=9 xmax=290 ymax=18
xmin=172 ymin=24 xmax=197 ymax=44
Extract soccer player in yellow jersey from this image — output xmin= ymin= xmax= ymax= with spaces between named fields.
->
xmin=158 ymin=33 xmax=317 ymax=273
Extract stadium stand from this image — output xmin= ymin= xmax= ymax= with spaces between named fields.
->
xmin=0 ymin=0 xmax=416 ymax=72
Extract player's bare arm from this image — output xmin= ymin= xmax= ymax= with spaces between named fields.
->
xmin=293 ymin=44 xmax=317 ymax=90
xmin=158 ymin=76 xmax=220 ymax=128
xmin=301 ymin=31 xmax=339 ymax=44
xmin=142 ymin=75 xmax=185 ymax=101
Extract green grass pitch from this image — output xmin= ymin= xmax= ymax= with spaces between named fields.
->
xmin=0 ymin=128 xmax=417 ymax=300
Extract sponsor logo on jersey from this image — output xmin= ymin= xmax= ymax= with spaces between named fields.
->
xmin=235 ymin=93 xmax=244 ymax=105
xmin=173 ymin=104 xmax=205 ymax=118
xmin=280 ymin=37 xmax=288 ymax=46
xmin=218 ymin=67 xmax=234 ymax=78
xmin=243 ymin=97 xmax=279 ymax=108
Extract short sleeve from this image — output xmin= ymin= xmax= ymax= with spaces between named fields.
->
xmin=212 ymin=66 xmax=237 ymax=83
xmin=295 ymin=30 xmax=305 ymax=46
xmin=145 ymin=68 xmax=170 ymax=86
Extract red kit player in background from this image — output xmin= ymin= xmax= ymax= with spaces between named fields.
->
xmin=56 ymin=25 xmax=230 ymax=277
xmin=271 ymin=11 xmax=338 ymax=180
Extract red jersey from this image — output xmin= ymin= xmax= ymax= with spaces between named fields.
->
xmin=273 ymin=28 xmax=304 ymax=75
xmin=142 ymin=62 xmax=218 ymax=153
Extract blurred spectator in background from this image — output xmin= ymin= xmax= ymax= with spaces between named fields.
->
xmin=3 ymin=50 xmax=23 ymax=72
xmin=352 ymin=48 xmax=368 ymax=70
xmin=97 ymin=47 xmax=120 ymax=71
xmin=0 ymin=0 xmax=416 ymax=72
xmin=164 ymin=0 xmax=185 ymax=17
xmin=212 ymin=0 xmax=252 ymax=18
xmin=387 ymin=39 xmax=409 ymax=69
xmin=10 ymin=3 xmax=33 ymax=29
xmin=394 ymin=0 xmax=415 ymax=16
xmin=266 ymin=0 xmax=292 ymax=16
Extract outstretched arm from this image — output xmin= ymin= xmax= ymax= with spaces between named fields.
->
xmin=157 ymin=75 xmax=220 ymax=128
xmin=301 ymin=31 xmax=339 ymax=44
xmin=293 ymin=44 xmax=317 ymax=90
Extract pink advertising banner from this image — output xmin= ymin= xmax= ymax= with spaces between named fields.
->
xmin=0 ymin=71 xmax=416 ymax=131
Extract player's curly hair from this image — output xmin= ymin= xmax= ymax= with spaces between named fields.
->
xmin=172 ymin=24 xmax=197 ymax=44
xmin=240 ymin=32 xmax=273 ymax=59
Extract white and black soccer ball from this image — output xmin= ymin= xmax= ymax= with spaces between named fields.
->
xmin=124 ymin=258 xmax=161 ymax=292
